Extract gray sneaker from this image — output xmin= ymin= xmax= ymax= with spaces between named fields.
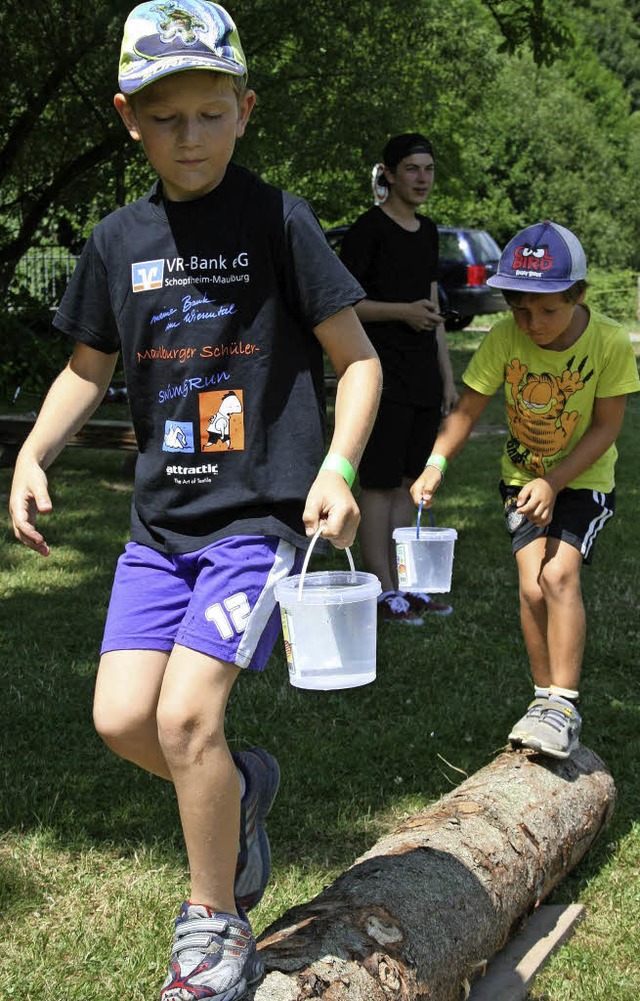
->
xmin=232 ymin=748 xmax=280 ymax=912
xmin=508 ymin=697 xmax=550 ymax=746
xmin=512 ymin=697 xmax=581 ymax=759
xmin=160 ymin=903 xmax=263 ymax=1000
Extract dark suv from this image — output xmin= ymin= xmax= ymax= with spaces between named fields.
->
xmin=437 ymin=227 xmax=506 ymax=329
xmin=325 ymin=224 xmax=506 ymax=331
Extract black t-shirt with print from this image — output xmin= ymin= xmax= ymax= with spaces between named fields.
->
xmin=54 ymin=164 xmax=364 ymax=553
xmin=340 ymin=206 xmax=441 ymax=406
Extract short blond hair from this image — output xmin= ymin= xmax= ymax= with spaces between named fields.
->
xmin=126 ymin=69 xmax=249 ymax=108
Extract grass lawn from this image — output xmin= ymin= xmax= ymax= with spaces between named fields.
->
xmin=0 ymin=328 xmax=638 ymax=1000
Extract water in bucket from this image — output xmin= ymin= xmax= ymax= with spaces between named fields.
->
xmin=275 ymin=532 xmax=381 ymax=690
xmin=393 ymin=526 xmax=458 ymax=592
xmin=393 ymin=502 xmax=458 ymax=593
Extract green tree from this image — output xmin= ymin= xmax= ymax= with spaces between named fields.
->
xmin=2 ymin=0 xmax=502 ymax=297
xmin=1 ymin=0 xmax=637 ymax=306
xmin=236 ymin=0 xmax=502 ymax=224
xmin=569 ymin=0 xmax=640 ymax=110
xmin=482 ymin=0 xmax=574 ymax=66
xmin=0 ymin=1 xmax=134 ymax=294
xmin=454 ymin=3 xmax=640 ymax=268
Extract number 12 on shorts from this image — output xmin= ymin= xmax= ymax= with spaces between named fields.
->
xmin=205 ymin=592 xmax=251 ymax=639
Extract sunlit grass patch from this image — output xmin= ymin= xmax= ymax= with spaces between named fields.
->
xmin=1 ymin=343 xmax=638 ymax=999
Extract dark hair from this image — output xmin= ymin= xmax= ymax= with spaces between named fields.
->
xmin=382 ymin=133 xmax=434 ymax=170
xmin=503 ymin=280 xmax=588 ymax=306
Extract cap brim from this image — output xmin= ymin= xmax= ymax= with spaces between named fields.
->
xmin=486 ymin=275 xmax=580 ymax=293
xmin=120 ymin=56 xmax=245 ymax=95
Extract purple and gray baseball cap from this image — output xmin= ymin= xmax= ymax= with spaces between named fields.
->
xmin=118 ymin=1 xmax=247 ymax=95
xmin=486 ymin=220 xmax=587 ymax=293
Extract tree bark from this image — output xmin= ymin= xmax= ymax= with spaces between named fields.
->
xmin=252 ymin=745 xmax=615 ymax=1001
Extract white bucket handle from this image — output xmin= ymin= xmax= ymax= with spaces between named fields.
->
xmin=416 ymin=499 xmax=436 ymax=538
xmin=297 ymin=526 xmax=356 ymax=600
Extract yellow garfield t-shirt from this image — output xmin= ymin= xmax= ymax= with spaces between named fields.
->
xmin=463 ymin=308 xmax=640 ymax=491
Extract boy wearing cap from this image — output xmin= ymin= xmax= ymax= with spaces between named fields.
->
xmin=340 ymin=133 xmax=458 ymax=625
xmin=9 ymin=2 xmax=381 ymax=998
xmin=411 ymin=220 xmax=639 ymax=758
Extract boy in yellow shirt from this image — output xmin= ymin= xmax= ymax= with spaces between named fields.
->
xmin=411 ymin=220 xmax=639 ymax=759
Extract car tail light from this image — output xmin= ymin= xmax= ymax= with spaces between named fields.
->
xmin=466 ymin=264 xmax=486 ymax=286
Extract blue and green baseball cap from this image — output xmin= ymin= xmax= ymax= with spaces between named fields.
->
xmin=118 ymin=1 xmax=247 ymax=95
xmin=487 ymin=220 xmax=587 ymax=293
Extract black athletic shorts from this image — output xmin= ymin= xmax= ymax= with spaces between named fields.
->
xmin=499 ymin=481 xmax=615 ymax=565
xmin=358 ymin=398 xmax=442 ymax=490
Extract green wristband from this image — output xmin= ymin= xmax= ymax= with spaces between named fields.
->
xmin=320 ymin=453 xmax=356 ymax=489
xmin=425 ymin=453 xmax=447 ymax=477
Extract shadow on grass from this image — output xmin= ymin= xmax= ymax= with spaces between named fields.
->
xmin=1 ymin=405 xmax=639 ymax=915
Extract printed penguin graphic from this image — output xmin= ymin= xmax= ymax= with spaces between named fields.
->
xmin=505 ymin=355 xmax=593 ymax=477
xmin=202 ymin=390 xmax=243 ymax=450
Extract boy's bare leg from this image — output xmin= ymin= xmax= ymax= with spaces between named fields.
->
xmin=93 ymin=649 xmax=171 ymax=778
xmin=358 ymin=487 xmax=396 ymax=591
xmin=515 ymin=538 xmax=584 ymax=691
xmin=515 ymin=539 xmax=551 ymax=688
xmin=95 ymin=648 xmax=251 ymax=913
xmin=157 ymin=645 xmax=241 ymax=915
xmin=359 ymin=484 xmax=415 ymax=591
xmin=537 ymin=538 xmax=585 ymax=691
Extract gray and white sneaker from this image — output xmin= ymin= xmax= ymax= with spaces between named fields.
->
xmin=511 ymin=696 xmax=581 ymax=760
xmin=160 ymin=903 xmax=263 ymax=1000
xmin=508 ymin=697 xmax=550 ymax=746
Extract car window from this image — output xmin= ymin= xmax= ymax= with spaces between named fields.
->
xmin=465 ymin=231 xmax=501 ymax=261
xmin=439 ymin=229 xmax=502 ymax=263
xmin=439 ymin=231 xmax=466 ymax=261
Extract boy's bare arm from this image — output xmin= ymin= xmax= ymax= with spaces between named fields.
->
xmin=518 ymin=395 xmax=628 ymax=525
xmin=9 ymin=342 xmax=119 ymax=555
xmin=303 ymin=307 xmax=382 ymax=548
xmin=410 ymin=387 xmax=491 ymax=506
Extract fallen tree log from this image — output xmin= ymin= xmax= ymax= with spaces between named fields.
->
xmin=252 ymin=745 xmax=615 ymax=1001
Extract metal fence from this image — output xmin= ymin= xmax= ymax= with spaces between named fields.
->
xmin=11 ymin=246 xmax=79 ymax=308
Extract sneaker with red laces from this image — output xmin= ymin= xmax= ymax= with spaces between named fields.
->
xmin=160 ymin=903 xmax=263 ymax=1000
xmin=377 ymin=591 xmax=424 ymax=625
xmin=403 ymin=593 xmax=453 ymax=616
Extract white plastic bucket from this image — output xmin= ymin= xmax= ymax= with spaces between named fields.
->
xmin=275 ymin=530 xmax=381 ymax=690
xmin=393 ymin=524 xmax=458 ymax=593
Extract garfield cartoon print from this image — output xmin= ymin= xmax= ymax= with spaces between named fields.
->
xmin=410 ymin=220 xmax=640 ymax=762
xmin=505 ymin=354 xmax=593 ymax=477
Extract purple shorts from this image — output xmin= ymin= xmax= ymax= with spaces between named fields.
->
xmin=101 ymin=536 xmax=303 ymax=671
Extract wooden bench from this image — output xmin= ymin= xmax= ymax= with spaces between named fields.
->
xmin=0 ymin=413 xmax=137 ymax=468
xmin=0 ymin=372 xmax=338 ymax=467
